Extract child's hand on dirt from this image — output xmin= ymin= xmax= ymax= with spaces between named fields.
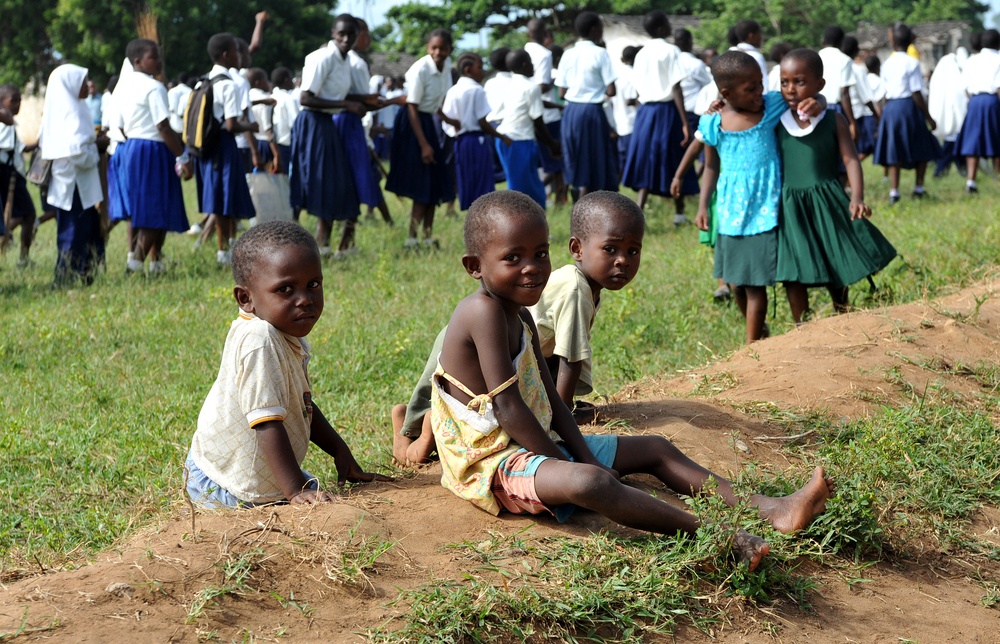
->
xmin=289 ymin=489 xmax=336 ymax=505
xmin=849 ymin=199 xmax=871 ymax=220
xmin=336 ymin=456 xmax=393 ymax=485
xmin=695 ymin=208 xmax=710 ymax=231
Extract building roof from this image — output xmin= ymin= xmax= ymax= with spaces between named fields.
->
xmin=367 ymin=51 xmax=419 ymax=81
xmin=852 ymin=20 xmax=970 ymax=50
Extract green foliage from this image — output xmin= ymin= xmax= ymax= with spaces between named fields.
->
xmin=0 ymin=0 xmax=58 ymax=87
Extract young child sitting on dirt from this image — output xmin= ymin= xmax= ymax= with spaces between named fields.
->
xmin=429 ymin=189 xmax=834 ymax=570
xmin=185 ymin=221 xmax=390 ymax=508
xmin=390 ymin=190 xmax=644 ymax=465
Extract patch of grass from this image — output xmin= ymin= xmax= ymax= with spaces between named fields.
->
xmin=187 ymin=548 xmax=264 ymax=624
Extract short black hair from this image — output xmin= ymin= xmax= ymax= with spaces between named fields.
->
xmin=735 ymin=20 xmax=761 ymax=43
xmin=456 ymin=52 xmax=481 ymax=75
xmin=822 ymin=25 xmax=845 ymax=48
xmin=125 ymin=38 xmax=157 ymax=65
xmin=726 ymin=26 xmax=739 ymax=47
xmin=427 ymin=28 xmax=453 ymax=47
xmin=271 ymin=66 xmax=293 ymax=87
xmin=769 ymin=42 xmax=792 ymax=64
xmin=107 ymin=74 xmax=120 ymax=93
xmin=527 ymin=18 xmax=547 ymax=42
xmin=673 ymin=28 xmax=693 ymax=52
xmin=865 ymin=54 xmax=880 ymax=75
xmin=840 ymin=35 xmax=860 ymax=59
xmin=783 ymin=48 xmax=824 ymax=79
xmin=892 ymin=22 xmax=914 ymax=50
xmin=232 ymin=221 xmax=319 ymax=287
xmin=550 ymin=44 xmax=564 ymax=68
xmin=208 ymin=32 xmax=236 ymax=63
xmin=488 ymin=47 xmax=511 ymax=72
xmin=333 ymin=13 xmax=358 ymax=31
xmin=465 ymin=190 xmax=546 ymax=256
xmin=570 ymin=191 xmax=645 ymax=241
xmin=711 ymin=50 xmax=761 ymax=91
xmin=246 ymin=67 xmax=268 ymax=86
xmin=235 ymin=37 xmax=249 ymax=53
xmin=622 ymin=45 xmax=641 ymax=65
xmin=575 ymin=11 xmax=601 ymax=39
xmin=982 ymin=28 xmax=1000 ymax=51
xmin=506 ymin=49 xmax=531 ymax=75
xmin=0 ymin=83 xmax=20 ymax=104
xmin=970 ymin=31 xmax=983 ymax=52
xmin=642 ymin=10 xmax=670 ymax=38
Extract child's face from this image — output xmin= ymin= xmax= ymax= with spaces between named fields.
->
xmin=78 ymin=76 xmax=90 ymax=99
xmin=779 ymin=58 xmax=824 ymax=111
xmin=570 ymin=212 xmax=643 ymax=292
xmin=134 ymin=45 xmax=163 ymax=77
xmin=0 ymin=92 xmax=21 ymax=115
xmin=467 ymin=57 xmax=485 ymax=83
xmin=722 ymin=69 xmax=764 ymax=113
xmin=234 ymin=244 xmax=324 ymax=337
xmin=220 ymin=43 xmax=240 ymax=69
xmin=467 ymin=214 xmax=551 ymax=309
xmin=427 ymin=36 xmax=452 ymax=69
xmin=355 ymin=26 xmax=371 ymax=52
xmin=333 ymin=21 xmax=359 ymax=55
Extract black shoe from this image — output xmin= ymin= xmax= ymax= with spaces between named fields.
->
xmin=889 ymin=194 xmax=900 ymax=205
xmin=966 ymin=184 xmax=979 ymax=194
xmin=912 ymin=190 xmax=926 ymax=199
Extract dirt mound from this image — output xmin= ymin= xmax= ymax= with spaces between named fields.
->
xmin=2 ymin=278 xmax=998 ymax=643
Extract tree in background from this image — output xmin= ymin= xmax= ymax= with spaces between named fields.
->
xmin=0 ymin=0 xmax=59 ymax=87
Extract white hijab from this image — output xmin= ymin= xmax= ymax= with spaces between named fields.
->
xmin=105 ymin=58 xmax=134 ymax=143
xmin=41 ymin=64 xmax=95 ymax=160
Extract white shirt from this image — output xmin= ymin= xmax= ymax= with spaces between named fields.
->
xmin=116 ymin=72 xmax=171 ymax=141
xmin=525 ymin=41 xmax=561 ymax=124
xmin=731 ymin=43 xmax=768 ymax=85
xmin=249 ymin=87 xmax=273 ymax=142
xmin=632 ymin=39 xmax=687 ymax=103
xmin=271 ymin=88 xmax=299 ymax=146
xmin=768 ymin=64 xmax=782 ymax=93
xmin=49 ymin=147 xmax=102 ymax=211
xmin=378 ymin=87 xmax=404 ymax=128
xmin=818 ymin=46 xmax=856 ymax=106
xmin=556 ymin=40 xmax=616 ymax=104
xmin=229 ymin=68 xmax=254 ymax=149
xmin=962 ymin=48 xmax=1000 ymax=95
xmin=0 ymin=121 xmax=26 ymax=175
xmin=405 ymin=54 xmax=452 ymax=113
xmin=347 ymin=50 xmax=371 ymax=96
xmin=484 ymin=71 xmax=511 ymax=117
xmin=610 ymin=66 xmax=638 ymax=136
xmin=301 ymin=42 xmax=352 ymax=112
xmin=492 ymin=74 xmax=544 ymax=141
xmin=206 ymin=65 xmax=241 ymax=122
xmin=167 ymin=83 xmax=192 ymax=133
xmin=848 ymin=61 xmax=875 ymax=119
xmin=881 ymin=52 xmax=925 ymax=100
xmin=679 ymin=51 xmax=712 ymax=112
xmin=867 ymin=73 xmax=886 ymax=105
xmin=441 ymin=76 xmax=491 ymax=137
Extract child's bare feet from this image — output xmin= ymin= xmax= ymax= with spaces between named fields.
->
xmin=753 ymin=467 xmax=834 ymax=533
xmin=733 ymin=529 xmax=769 ymax=571
xmin=391 ymin=404 xmax=411 ymax=465
xmin=391 ymin=405 xmax=438 ymax=466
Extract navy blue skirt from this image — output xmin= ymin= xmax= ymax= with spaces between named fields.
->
xmin=106 ymin=151 xmax=129 ymax=223
xmin=289 ymin=109 xmax=359 ymax=221
xmin=623 ymin=101 xmax=698 ymax=196
xmin=955 ymin=93 xmax=1000 ymax=158
xmin=0 ymin=165 xmax=35 ymax=231
xmin=454 ymin=132 xmax=495 ymax=210
xmin=856 ymin=115 xmax=878 ymax=156
xmin=118 ymin=138 xmax=189 ymax=232
xmin=255 ymin=139 xmax=274 ymax=168
xmin=54 ymin=188 xmax=105 ymax=287
xmin=195 ymin=130 xmax=255 ymax=219
xmin=334 ymin=111 xmax=383 ymax=208
xmin=385 ymin=108 xmax=454 ymax=205
xmin=616 ymin=133 xmax=630 ymax=175
xmin=539 ymin=120 xmax=564 ymax=174
xmin=561 ymin=102 xmax=618 ymax=191
xmin=496 ymin=139 xmax=546 ymax=209
xmin=873 ymin=98 xmax=941 ymax=168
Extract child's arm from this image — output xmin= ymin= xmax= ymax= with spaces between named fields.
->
xmin=248 ymin=11 xmax=269 ymax=55
xmin=310 ymin=403 xmax=392 ymax=485
xmin=839 ymin=87 xmax=857 ymax=139
xmin=268 ymin=131 xmax=280 ymax=173
xmin=407 ymin=103 xmax=436 ymax=164
xmin=551 ymin=356 xmax=583 ymax=409
xmin=695 ymin=144 xmax=719 ymax=232
xmin=532 ymin=116 xmax=560 ymax=157
xmin=834 ymin=112 xmax=871 ymax=220
xmin=670 ymin=138 xmax=704 ymax=197
xmin=223 ymin=116 xmax=256 ymax=134
xmin=299 ymin=92 xmax=365 ymax=117
xmin=910 ymin=91 xmax=937 ymax=131
xmin=156 ymin=118 xmax=192 ymax=179
xmin=672 ymin=83 xmax=690 ymax=146
xmin=477 ymin=117 xmax=511 ymax=146
xmin=255 ymin=420 xmax=337 ymax=504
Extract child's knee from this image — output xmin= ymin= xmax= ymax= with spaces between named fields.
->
xmin=563 ymin=463 xmax=619 ymax=504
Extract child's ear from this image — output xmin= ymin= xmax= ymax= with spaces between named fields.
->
xmin=818 ymin=77 xmax=826 ymax=92
xmin=461 ymin=254 xmax=482 ymax=279
xmin=568 ymin=236 xmax=584 ymax=261
xmin=233 ymin=285 xmax=254 ymax=313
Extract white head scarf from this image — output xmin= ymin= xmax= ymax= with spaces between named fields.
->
xmin=105 ymin=58 xmax=134 ymax=143
xmin=41 ymin=64 xmax=95 ymax=159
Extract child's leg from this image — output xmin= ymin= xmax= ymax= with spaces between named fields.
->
xmin=17 ymin=211 xmax=35 ymax=261
xmin=888 ymin=165 xmax=901 ymax=194
xmin=377 ymin=198 xmax=393 ymax=225
xmin=783 ymin=281 xmax=809 ymax=324
xmin=635 ymin=188 xmax=649 ymax=210
xmin=422 ymin=203 xmax=436 ymax=239
xmin=744 ymin=285 xmax=768 ymax=342
xmin=338 ymin=218 xmax=357 ymax=251
xmin=966 ymin=155 xmax=979 ymax=183
xmin=407 ymin=201 xmax=426 ymax=240
xmin=316 ymin=219 xmax=332 ymax=251
xmin=611 ymin=435 xmax=833 ymax=534
xmin=828 ymin=285 xmax=849 ymax=314
xmin=914 ymin=162 xmax=927 ymax=190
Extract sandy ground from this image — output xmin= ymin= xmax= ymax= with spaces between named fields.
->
xmin=2 ymin=277 xmax=999 ymax=642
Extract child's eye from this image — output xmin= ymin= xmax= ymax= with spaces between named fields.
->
xmin=603 ymin=245 xmax=616 ymax=254
xmin=628 ymin=248 xmax=640 ymax=256
xmin=537 ymin=250 xmax=549 ymax=259
xmin=504 ymin=254 xmax=520 ymax=262
xmin=277 ymin=285 xmax=292 ymax=294
xmin=308 ymin=280 xmax=321 ymax=289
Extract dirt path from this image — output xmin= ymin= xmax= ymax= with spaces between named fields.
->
xmin=2 ymin=278 xmax=998 ymax=642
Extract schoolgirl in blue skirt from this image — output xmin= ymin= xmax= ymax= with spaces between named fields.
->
xmin=555 ymin=12 xmax=619 ymax=196
xmin=622 ymin=11 xmax=696 ymax=214
xmin=115 ymin=39 xmax=191 ymax=275
xmin=292 ymin=15 xmax=363 ymax=254
xmin=194 ymin=33 xmax=256 ymax=265
xmin=954 ymin=29 xmax=1000 ymax=192
xmin=873 ymin=24 xmax=940 ymax=204
xmin=386 ymin=28 xmax=455 ymax=247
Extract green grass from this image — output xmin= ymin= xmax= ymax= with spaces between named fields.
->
xmin=0 ymin=164 xmax=997 ymax=584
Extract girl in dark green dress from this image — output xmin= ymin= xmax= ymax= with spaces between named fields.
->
xmin=775 ymin=49 xmax=896 ymax=323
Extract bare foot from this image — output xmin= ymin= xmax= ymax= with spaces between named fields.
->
xmin=391 ymin=404 xmax=411 ymax=465
xmin=733 ymin=529 xmax=770 ymax=571
xmin=753 ymin=467 xmax=833 ymax=533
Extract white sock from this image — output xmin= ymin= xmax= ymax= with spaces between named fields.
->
xmin=889 ymin=189 xmax=900 ymax=198
xmin=127 ymin=251 xmax=135 ymax=262
xmin=967 ymin=179 xmax=977 ymax=188
xmin=913 ymin=186 xmax=925 ymax=194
